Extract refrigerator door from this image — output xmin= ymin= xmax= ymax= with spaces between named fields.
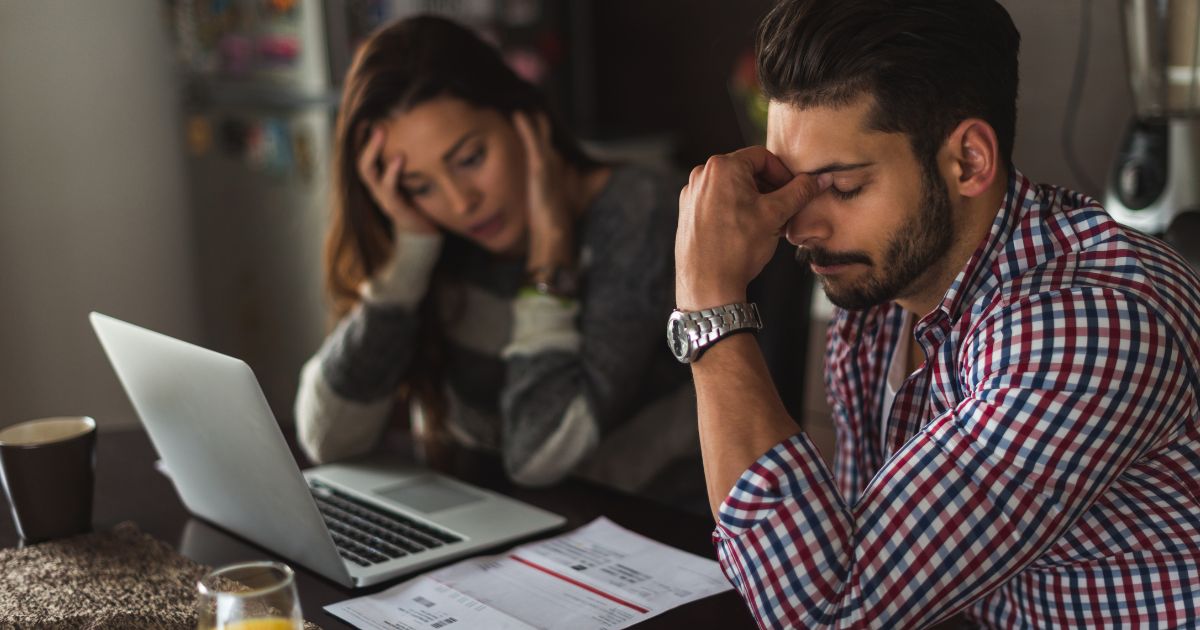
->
xmin=172 ymin=0 xmax=338 ymax=420
xmin=185 ymin=106 xmax=332 ymax=419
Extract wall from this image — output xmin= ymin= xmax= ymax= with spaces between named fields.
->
xmin=1006 ymin=0 xmax=1133 ymax=198
xmin=588 ymin=0 xmax=774 ymax=167
xmin=0 ymin=2 xmax=200 ymax=432
xmin=587 ymin=1 xmax=1133 ymax=195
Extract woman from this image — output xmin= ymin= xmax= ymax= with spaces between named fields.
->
xmin=295 ymin=15 xmax=697 ymax=494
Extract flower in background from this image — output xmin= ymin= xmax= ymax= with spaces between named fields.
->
xmin=728 ymin=48 xmax=768 ymax=145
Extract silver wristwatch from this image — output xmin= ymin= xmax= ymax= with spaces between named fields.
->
xmin=666 ymin=302 xmax=763 ymax=364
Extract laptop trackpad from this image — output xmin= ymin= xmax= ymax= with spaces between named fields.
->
xmin=374 ymin=476 xmax=483 ymax=513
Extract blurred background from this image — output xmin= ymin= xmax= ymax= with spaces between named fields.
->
xmin=0 ymin=0 xmax=1142 ymax=433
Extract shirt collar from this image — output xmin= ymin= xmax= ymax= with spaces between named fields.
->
xmin=923 ymin=168 xmax=1034 ymax=329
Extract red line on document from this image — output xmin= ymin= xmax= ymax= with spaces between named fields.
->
xmin=509 ymin=555 xmax=651 ymax=614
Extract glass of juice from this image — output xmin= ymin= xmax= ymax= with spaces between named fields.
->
xmin=196 ymin=561 xmax=303 ymax=630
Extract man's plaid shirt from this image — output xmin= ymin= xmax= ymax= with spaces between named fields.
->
xmin=713 ymin=171 xmax=1200 ymax=628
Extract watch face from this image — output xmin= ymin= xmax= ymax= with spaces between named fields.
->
xmin=667 ymin=313 xmax=689 ymax=360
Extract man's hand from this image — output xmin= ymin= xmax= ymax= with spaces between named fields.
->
xmin=675 ymin=146 xmax=829 ymax=310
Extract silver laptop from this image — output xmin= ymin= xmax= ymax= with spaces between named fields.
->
xmin=90 ymin=312 xmax=565 ymax=588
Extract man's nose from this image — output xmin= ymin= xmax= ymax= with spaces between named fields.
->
xmin=783 ymin=201 xmax=831 ymax=246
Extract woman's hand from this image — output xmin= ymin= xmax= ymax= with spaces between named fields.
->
xmin=357 ymin=125 xmax=438 ymax=235
xmin=513 ymin=111 xmax=574 ymax=268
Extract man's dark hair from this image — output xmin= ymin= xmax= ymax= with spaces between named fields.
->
xmin=757 ymin=0 xmax=1021 ymax=169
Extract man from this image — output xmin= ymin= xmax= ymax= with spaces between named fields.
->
xmin=670 ymin=0 xmax=1200 ymax=627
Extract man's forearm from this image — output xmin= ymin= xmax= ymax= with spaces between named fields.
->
xmin=674 ymin=146 xmax=824 ymax=517
xmin=692 ymin=333 xmax=803 ymax=517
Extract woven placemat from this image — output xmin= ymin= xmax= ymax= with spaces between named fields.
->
xmin=0 ymin=522 xmax=322 ymax=629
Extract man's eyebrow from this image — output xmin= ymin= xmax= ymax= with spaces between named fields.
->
xmin=801 ymin=162 xmax=875 ymax=176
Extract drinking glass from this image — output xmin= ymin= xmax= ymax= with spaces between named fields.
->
xmin=196 ymin=561 xmax=303 ymax=630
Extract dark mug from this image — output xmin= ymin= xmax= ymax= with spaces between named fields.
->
xmin=0 ymin=416 xmax=96 ymax=543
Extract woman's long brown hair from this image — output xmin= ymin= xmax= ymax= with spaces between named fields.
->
xmin=325 ymin=15 xmax=597 ymax=443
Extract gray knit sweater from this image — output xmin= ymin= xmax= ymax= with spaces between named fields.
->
xmin=295 ymin=165 xmax=697 ymax=490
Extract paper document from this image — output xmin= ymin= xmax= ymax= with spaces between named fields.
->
xmin=326 ymin=517 xmax=733 ymax=630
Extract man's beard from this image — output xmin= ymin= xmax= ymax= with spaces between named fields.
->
xmin=796 ymin=168 xmax=955 ymax=311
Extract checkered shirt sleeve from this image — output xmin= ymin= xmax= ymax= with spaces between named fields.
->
xmin=712 ymin=286 xmax=1196 ymax=628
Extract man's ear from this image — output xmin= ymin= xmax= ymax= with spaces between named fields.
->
xmin=943 ymin=118 xmax=1000 ymax=198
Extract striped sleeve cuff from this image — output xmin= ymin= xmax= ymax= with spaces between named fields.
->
xmin=294 ymin=355 xmax=392 ymax=464
xmin=501 ymin=293 xmax=582 ymax=358
xmin=714 ymin=432 xmax=828 ymax=537
xmin=360 ymin=231 xmax=443 ymax=307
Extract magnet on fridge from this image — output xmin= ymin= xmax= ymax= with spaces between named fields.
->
xmin=219 ymin=34 xmax=254 ymax=77
xmin=245 ymin=122 xmax=267 ymax=168
xmin=257 ymin=35 xmax=301 ymax=66
xmin=245 ymin=118 xmax=293 ymax=177
xmin=291 ymin=126 xmax=314 ymax=183
xmin=264 ymin=0 xmax=298 ymax=16
xmin=186 ymin=115 xmax=213 ymax=157
xmin=263 ymin=119 xmax=294 ymax=178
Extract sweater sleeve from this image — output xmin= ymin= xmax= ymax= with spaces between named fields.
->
xmin=498 ymin=168 xmax=684 ymax=486
xmin=294 ymin=232 xmax=442 ymax=464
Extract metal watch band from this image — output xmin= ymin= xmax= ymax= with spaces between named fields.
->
xmin=668 ymin=302 xmax=763 ymax=363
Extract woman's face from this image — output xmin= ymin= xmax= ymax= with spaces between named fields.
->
xmin=376 ymin=96 xmax=529 ymax=255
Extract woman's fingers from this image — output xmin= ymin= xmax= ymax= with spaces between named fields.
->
xmin=536 ymin=112 xmax=553 ymax=156
xmin=513 ymin=112 xmax=540 ymax=170
xmin=357 ymin=125 xmax=385 ymax=186
xmin=380 ymin=153 xmax=405 ymax=203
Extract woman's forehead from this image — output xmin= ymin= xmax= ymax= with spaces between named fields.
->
xmin=379 ymin=97 xmax=502 ymax=164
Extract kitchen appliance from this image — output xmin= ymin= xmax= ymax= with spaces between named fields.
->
xmin=1108 ymin=0 xmax=1200 ymax=265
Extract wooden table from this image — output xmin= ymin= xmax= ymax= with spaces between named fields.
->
xmin=0 ymin=427 xmax=756 ymax=629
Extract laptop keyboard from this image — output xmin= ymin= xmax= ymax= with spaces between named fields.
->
xmin=308 ymin=481 xmax=463 ymax=567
